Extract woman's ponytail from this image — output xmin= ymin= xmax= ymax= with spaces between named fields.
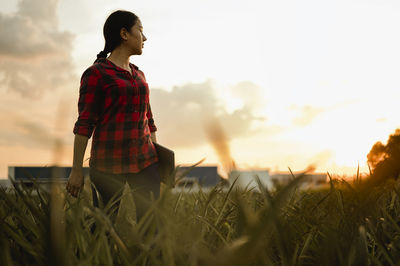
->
xmin=96 ymin=50 xmax=108 ymax=59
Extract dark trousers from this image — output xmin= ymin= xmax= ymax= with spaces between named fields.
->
xmin=90 ymin=163 xmax=161 ymax=221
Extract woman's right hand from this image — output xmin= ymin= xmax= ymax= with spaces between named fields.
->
xmin=66 ymin=168 xmax=84 ymax=197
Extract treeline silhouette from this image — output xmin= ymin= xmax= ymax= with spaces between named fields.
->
xmin=367 ymin=129 xmax=400 ymax=182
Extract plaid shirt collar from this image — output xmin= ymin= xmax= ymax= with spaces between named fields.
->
xmin=96 ymin=58 xmax=140 ymax=72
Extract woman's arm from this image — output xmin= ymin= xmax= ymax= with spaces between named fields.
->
xmin=66 ymin=134 xmax=89 ymax=197
xmin=151 ymin=131 xmax=157 ymax=143
xmin=147 ymin=103 xmax=157 ymax=143
xmin=67 ymin=67 xmax=101 ymax=197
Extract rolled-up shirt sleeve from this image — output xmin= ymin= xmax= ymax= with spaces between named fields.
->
xmin=73 ymin=67 xmax=102 ymax=138
xmin=147 ymin=103 xmax=157 ymax=132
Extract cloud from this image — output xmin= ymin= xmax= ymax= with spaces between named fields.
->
xmin=0 ymin=111 xmax=59 ymax=149
xmin=309 ymin=150 xmax=335 ymax=169
xmin=150 ymin=80 xmax=266 ymax=148
xmin=230 ymin=81 xmax=265 ymax=110
xmin=0 ymin=110 xmax=69 ymax=173
xmin=291 ymin=105 xmax=325 ymax=126
xmin=0 ymin=0 xmax=76 ymax=98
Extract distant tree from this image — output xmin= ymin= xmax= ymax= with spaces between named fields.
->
xmin=367 ymin=129 xmax=400 ymax=181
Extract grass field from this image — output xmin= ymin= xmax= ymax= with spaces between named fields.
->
xmin=1 ymin=170 xmax=400 ymax=266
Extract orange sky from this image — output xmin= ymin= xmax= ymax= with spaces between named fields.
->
xmin=1 ymin=0 xmax=400 ymax=178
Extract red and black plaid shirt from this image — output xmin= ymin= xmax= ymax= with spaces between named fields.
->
xmin=73 ymin=58 xmax=158 ymax=173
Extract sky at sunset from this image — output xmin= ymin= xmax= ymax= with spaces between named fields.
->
xmin=1 ymin=0 xmax=400 ymax=178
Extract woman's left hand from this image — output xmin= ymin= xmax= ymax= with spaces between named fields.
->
xmin=66 ymin=168 xmax=84 ymax=197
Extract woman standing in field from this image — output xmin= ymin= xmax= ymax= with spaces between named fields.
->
xmin=66 ymin=10 xmax=160 ymax=220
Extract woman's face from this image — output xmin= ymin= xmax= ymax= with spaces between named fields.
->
xmin=124 ymin=19 xmax=147 ymax=55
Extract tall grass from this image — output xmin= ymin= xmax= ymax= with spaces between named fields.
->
xmin=1 ymin=171 xmax=400 ymax=265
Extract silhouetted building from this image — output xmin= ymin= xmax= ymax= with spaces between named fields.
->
xmin=270 ymin=173 xmax=327 ymax=189
xmin=8 ymin=166 xmax=90 ymax=183
xmin=229 ymin=169 xmax=327 ymax=191
xmin=175 ymin=166 xmax=221 ymax=190
xmin=229 ymin=169 xmax=272 ymax=190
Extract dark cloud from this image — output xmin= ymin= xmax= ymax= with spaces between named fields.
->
xmin=0 ymin=0 xmax=75 ymax=98
xmin=150 ymin=80 xmax=266 ymax=148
